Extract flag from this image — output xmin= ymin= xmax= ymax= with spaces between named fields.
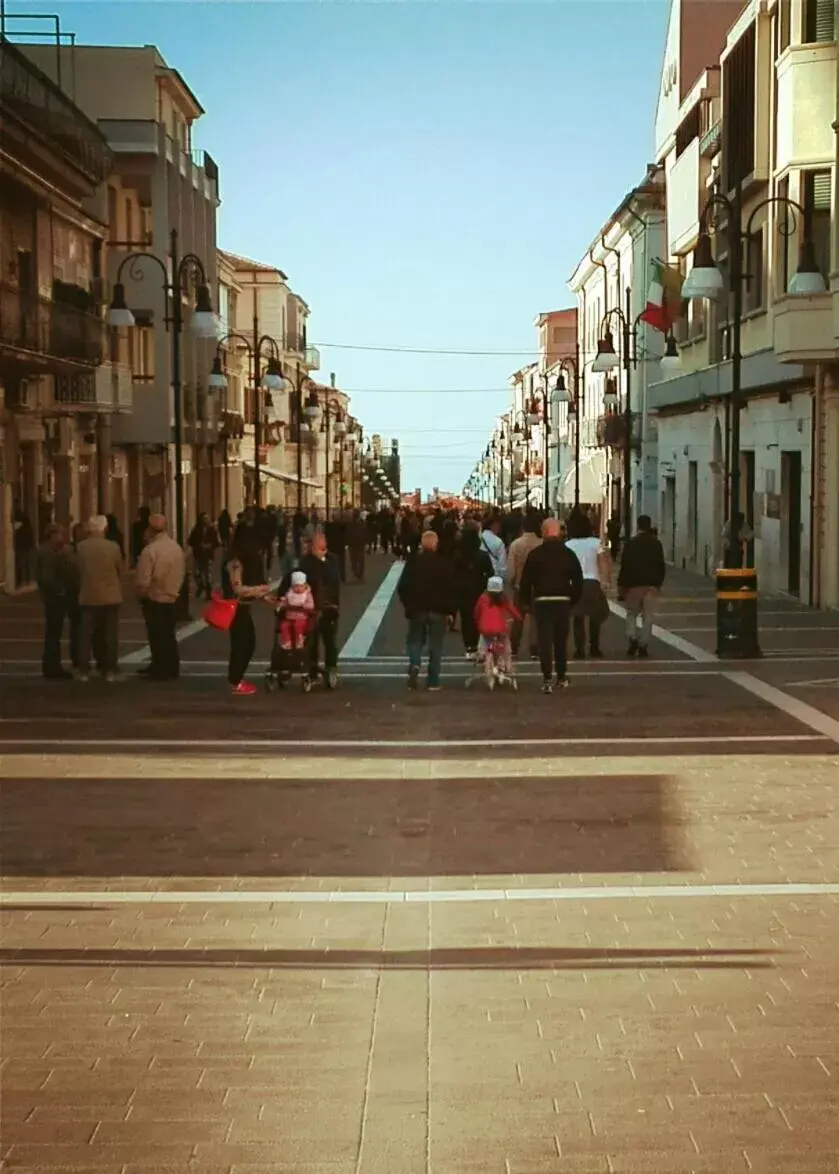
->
xmin=640 ymin=259 xmax=685 ymax=333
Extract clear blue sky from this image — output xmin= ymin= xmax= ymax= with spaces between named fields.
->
xmin=12 ymin=0 xmax=667 ymax=495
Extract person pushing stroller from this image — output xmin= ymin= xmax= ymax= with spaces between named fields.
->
xmin=473 ymin=575 xmax=520 ymax=690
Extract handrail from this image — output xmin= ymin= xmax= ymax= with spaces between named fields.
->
xmin=0 ymin=281 xmax=105 ymax=365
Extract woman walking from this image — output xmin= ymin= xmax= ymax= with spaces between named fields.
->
xmin=225 ymin=519 xmax=271 ymax=696
xmin=565 ymin=510 xmax=611 ymax=659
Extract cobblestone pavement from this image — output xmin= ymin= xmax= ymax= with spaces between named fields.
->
xmin=2 ymin=556 xmax=838 ymax=1173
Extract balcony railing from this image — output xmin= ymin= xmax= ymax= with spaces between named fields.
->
xmin=0 ymin=282 xmax=106 ymax=368
xmin=52 ymin=362 xmax=133 ymax=413
xmin=0 ymin=40 xmax=112 ymax=184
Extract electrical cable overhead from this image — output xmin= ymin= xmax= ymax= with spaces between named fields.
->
xmin=312 ymin=341 xmax=540 ymax=356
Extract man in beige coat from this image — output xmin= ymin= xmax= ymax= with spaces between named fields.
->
xmin=507 ymin=514 xmax=542 ymax=659
xmin=136 ymin=514 xmax=186 ymax=681
xmin=75 ymin=514 xmax=124 ymax=681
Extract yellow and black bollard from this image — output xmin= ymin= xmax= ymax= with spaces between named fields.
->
xmin=715 ymin=568 xmax=761 ymax=658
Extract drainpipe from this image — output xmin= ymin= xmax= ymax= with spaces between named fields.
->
xmin=588 ymin=245 xmax=610 ymax=513
xmin=809 ymin=369 xmax=821 ymax=608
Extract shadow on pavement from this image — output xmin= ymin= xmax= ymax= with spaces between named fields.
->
xmin=0 ymin=945 xmax=780 ymax=970
xmin=0 ymin=775 xmax=690 ymax=876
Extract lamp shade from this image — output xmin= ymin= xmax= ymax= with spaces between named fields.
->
xmin=682 ymin=233 xmax=725 ymax=299
xmin=107 ymin=283 xmax=136 ymax=328
xmin=591 ymin=330 xmax=618 ymax=373
xmin=603 ymin=382 xmax=619 ymax=409
xmin=788 ymin=239 xmax=827 ymax=295
xmin=304 ymin=395 xmax=320 ymax=420
xmin=261 ymin=359 xmax=285 ymax=391
xmin=659 ymin=334 xmax=681 ymax=373
xmin=190 ymin=284 xmax=218 ymax=337
xmin=208 ymin=356 xmax=227 ymax=392
xmin=554 ymin=375 xmax=572 ymax=404
xmin=333 ymin=418 xmax=347 ymax=437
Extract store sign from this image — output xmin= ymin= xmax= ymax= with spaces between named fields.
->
xmin=662 ymin=60 xmax=677 ymax=97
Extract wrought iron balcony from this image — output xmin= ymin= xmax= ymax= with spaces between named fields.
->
xmin=52 ymin=363 xmax=133 ymax=413
xmin=0 ymin=282 xmax=106 ymax=370
xmin=0 ymin=40 xmax=112 ymax=184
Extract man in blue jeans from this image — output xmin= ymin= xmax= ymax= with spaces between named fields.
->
xmin=397 ymin=529 xmax=457 ymax=691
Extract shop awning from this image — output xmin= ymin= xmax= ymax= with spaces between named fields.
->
xmin=555 ymin=450 xmax=607 ymax=506
xmin=242 ymin=461 xmax=321 ymax=490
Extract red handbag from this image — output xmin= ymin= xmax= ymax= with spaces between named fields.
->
xmin=202 ymin=592 xmax=238 ymax=631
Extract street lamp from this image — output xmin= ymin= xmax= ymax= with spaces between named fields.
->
xmin=511 ymin=410 xmax=533 ymax=508
xmin=679 ymin=185 xmax=827 ymax=569
xmin=535 ymin=369 xmax=574 ymax=511
xmin=108 ymin=228 xmax=217 ymax=617
xmin=591 ymin=288 xmax=642 ymax=541
xmin=317 ymin=377 xmax=347 ymax=519
xmin=207 ymin=334 xmax=287 ymax=506
xmin=659 ymin=333 xmax=681 ymax=374
xmin=554 ymin=353 xmax=582 ymax=511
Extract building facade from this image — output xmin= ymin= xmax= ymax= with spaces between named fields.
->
xmin=1 ymin=39 xmax=121 ymax=589
xmin=648 ymin=0 xmax=836 ymax=600
xmin=20 ymin=42 xmax=223 ymax=539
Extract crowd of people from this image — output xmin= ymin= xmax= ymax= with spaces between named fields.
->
xmin=31 ymin=500 xmax=666 ymax=696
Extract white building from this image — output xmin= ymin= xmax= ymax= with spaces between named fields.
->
xmin=647 ymin=0 xmax=835 ymax=599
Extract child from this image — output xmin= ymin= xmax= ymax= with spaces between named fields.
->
xmin=474 ymin=575 xmax=520 ymax=685
xmin=277 ymin=570 xmax=314 ymax=650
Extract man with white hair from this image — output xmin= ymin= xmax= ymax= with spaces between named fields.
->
xmin=75 ymin=514 xmax=124 ymax=682
xmin=136 ymin=514 xmax=186 ymax=681
xmin=397 ymin=529 xmax=457 ymax=691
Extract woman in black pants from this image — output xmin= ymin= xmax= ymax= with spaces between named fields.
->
xmin=453 ymin=524 xmax=493 ymax=658
xmin=226 ymin=527 xmax=270 ymax=696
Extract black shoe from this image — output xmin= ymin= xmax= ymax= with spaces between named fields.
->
xmin=408 ymin=666 xmax=420 ymax=690
xmin=637 ymin=644 xmax=650 ymax=659
xmin=627 ymin=640 xmax=638 ymax=658
xmin=589 ymin=648 xmax=604 ymax=659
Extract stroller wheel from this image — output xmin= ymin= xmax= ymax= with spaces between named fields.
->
xmin=301 ymin=675 xmax=313 ymax=693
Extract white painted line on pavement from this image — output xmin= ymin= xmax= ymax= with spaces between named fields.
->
xmin=783 ymin=677 xmax=839 ymax=688
xmin=119 ymin=617 xmax=208 ymax=667
xmin=724 ymin=672 xmax=839 ymax=745
xmin=3 ymin=882 xmax=838 ymax=907
xmin=0 ymin=734 xmax=827 ymax=749
xmin=339 ymin=561 xmax=403 ymax=660
xmin=608 ymin=601 xmax=717 ymax=663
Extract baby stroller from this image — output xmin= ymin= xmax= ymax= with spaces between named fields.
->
xmin=265 ymin=603 xmax=318 ymax=693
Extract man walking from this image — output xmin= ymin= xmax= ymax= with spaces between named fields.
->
xmin=75 ymin=514 xmax=124 ymax=682
xmin=35 ymin=524 xmax=79 ymax=680
xmin=480 ymin=513 xmax=508 ymax=584
xmin=519 ymin=517 xmax=583 ymax=694
xmin=347 ymin=510 xmax=367 ymax=582
xmin=136 ymin=514 xmax=186 ymax=680
xmin=507 ymin=513 xmax=541 ymax=659
xmin=397 ymin=530 xmax=456 ymax=691
xmin=618 ymin=514 xmax=666 ymax=658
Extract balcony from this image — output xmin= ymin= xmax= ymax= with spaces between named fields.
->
xmin=52 ymin=362 xmax=133 ymax=413
xmin=667 ymin=138 xmax=701 ymax=255
xmin=111 ymin=375 xmax=170 ymax=445
xmin=285 ymin=332 xmax=305 ymax=354
xmin=97 ymin=119 xmax=159 ymax=155
xmin=0 ymin=41 xmax=111 ymax=186
xmin=305 ymin=345 xmax=320 ymax=371
xmin=0 ymin=283 xmax=106 ymax=372
xmin=774 ymin=293 xmax=835 ymax=364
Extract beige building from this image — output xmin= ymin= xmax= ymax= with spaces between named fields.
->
xmin=19 ymin=42 xmax=223 ymax=539
xmin=648 ymin=0 xmax=836 ymax=601
xmin=1 ymin=39 xmax=127 ymax=589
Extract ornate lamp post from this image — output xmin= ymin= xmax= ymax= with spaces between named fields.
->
xmin=554 ymin=355 xmax=581 ymax=510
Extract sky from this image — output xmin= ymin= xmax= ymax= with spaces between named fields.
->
xmin=8 ymin=0 xmax=669 ymax=495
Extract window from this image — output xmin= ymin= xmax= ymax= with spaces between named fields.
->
xmin=775 ymin=176 xmax=791 ymax=293
xmin=777 ymin=0 xmax=791 ymax=54
xmin=675 ymin=105 xmax=701 ymax=158
xmin=107 ymin=187 xmax=118 ymax=241
xmin=723 ymin=23 xmax=756 ymax=191
xmin=802 ymin=169 xmax=831 ymax=286
xmin=803 ymin=0 xmax=834 ymax=43
xmin=743 ymin=227 xmax=765 ymax=314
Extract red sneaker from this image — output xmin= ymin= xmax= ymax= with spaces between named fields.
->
xmin=231 ymin=680 xmax=257 ymax=696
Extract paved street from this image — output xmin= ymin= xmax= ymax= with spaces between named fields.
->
xmin=1 ymin=558 xmax=839 ymax=1173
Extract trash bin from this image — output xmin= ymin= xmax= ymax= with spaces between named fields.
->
xmin=715 ymin=568 xmax=761 ymax=658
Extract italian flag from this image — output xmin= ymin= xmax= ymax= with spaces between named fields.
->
xmin=640 ymin=259 xmax=685 ymax=333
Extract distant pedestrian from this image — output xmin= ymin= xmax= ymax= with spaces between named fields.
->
xmin=565 ymin=511 xmax=611 ymax=660
xmin=480 ymin=513 xmax=508 ymax=583
xmin=136 ymin=514 xmax=186 ymax=681
xmin=618 ymin=514 xmax=666 ymax=659
xmin=347 ymin=510 xmax=367 ymax=582
xmin=225 ymin=518 xmax=272 ymax=696
xmin=507 ymin=513 xmax=541 ymax=660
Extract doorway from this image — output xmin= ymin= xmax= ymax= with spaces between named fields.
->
xmin=661 ymin=476 xmax=676 ymax=563
xmin=782 ymin=450 xmax=802 ymax=596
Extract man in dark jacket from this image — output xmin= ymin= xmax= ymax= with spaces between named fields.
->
xmin=618 ymin=514 xmax=666 ymax=658
xmin=519 ymin=517 xmax=583 ymax=693
xmin=279 ymin=530 xmax=342 ymax=679
xmin=397 ymin=530 xmax=457 ymax=690
xmin=35 ymin=524 xmax=80 ymax=679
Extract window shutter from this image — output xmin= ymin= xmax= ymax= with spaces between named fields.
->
xmin=812 ymin=171 xmax=831 ymax=211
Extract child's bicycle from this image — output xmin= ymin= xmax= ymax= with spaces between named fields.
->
xmin=467 ymin=635 xmax=517 ymax=691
